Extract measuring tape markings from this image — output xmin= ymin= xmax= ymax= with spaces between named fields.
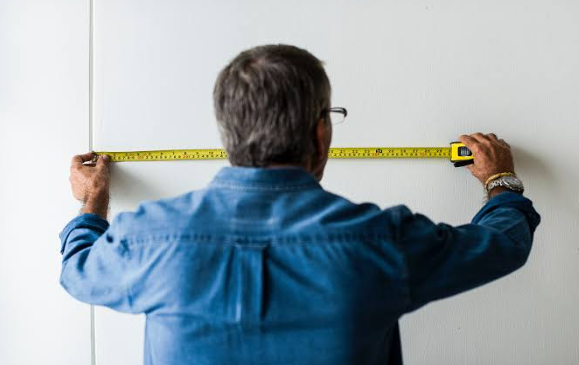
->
xmin=96 ymin=143 xmax=472 ymax=166
xmin=96 ymin=147 xmax=450 ymax=162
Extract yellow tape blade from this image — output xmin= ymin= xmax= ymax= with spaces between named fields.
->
xmin=328 ymin=147 xmax=450 ymax=159
xmin=96 ymin=149 xmax=226 ymax=162
xmin=96 ymin=147 xmax=451 ymax=162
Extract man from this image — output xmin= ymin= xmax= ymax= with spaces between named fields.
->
xmin=61 ymin=45 xmax=540 ymax=364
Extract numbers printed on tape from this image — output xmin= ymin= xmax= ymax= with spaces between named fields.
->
xmin=96 ymin=147 xmax=457 ymax=162
xmin=100 ymin=149 xmax=230 ymax=162
xmin=328 ymin=148 xmax=450 ymax=159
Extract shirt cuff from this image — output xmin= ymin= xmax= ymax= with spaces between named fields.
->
xmin=59 ymin=213 xmax=110 ymax=254
xmin=472 ymin=191 xmax=541 ymax=229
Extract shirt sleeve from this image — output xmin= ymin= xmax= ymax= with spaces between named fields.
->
xmin=395 ymin=191 xmax=541 ymax=312
xmin=59 ymin=213 xmax=140 ymax=313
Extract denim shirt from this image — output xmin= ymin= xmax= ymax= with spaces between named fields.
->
xmin=59 ymin=166 xmax=540 ymax=365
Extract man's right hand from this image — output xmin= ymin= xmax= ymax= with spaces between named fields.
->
xmin=458 ymin=133 xmax=515 ymax=185
xmin=70 ymin=152 xmax=111 ymax=219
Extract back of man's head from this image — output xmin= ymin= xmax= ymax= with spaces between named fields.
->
xmin=213 ymin=44 xmax=331 ymax=167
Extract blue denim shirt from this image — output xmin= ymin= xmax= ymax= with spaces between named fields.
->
xmin=60 ymin=166 xmax=540 ymax=365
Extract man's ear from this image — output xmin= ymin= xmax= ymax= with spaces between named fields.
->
xmin=314 ymin=118 xmax=328 ymax=155
xmin=309 ymin=118 xmax=331 ymax=180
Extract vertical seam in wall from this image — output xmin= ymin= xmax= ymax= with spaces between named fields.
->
xmin=90 ymin=305 xmax=96 ymax=365
xmin=89 ymin=0 xmax=94 ymax=152
xmin=89 ymin=0 xmax=96 ymax=365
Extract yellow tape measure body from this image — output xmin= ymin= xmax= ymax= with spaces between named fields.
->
xmin=96 ymin=143 xmax=473 ymax=166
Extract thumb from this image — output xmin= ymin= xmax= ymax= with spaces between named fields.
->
xmin=96 ymin=154 xmax=111 ymax=168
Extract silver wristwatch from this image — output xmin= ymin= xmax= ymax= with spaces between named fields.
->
xmin=486 ymin=175 xmax=525 ymax=194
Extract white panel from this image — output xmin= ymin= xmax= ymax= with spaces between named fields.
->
xmin=0 ymin=1 xmax=92 ymax=364
xmin=94 ymin=1 xmax=579 ymax=364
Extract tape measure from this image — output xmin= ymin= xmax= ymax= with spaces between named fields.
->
xmin=96 ymin=142 xmax=473 ymax=167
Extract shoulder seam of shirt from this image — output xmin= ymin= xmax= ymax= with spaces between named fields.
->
xmin=209 ymin=181 xmax=321 ymax=191
xmin=390 ymin=206 xmax=416 ymax=312
xmin=115 ymin=232 xmax=394 ymax=245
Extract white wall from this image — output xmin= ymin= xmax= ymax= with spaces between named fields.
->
xmin=94 ymin=1 xmax=579 ymax=364
xmin=0 ymin=1 xmax=92 ymax=364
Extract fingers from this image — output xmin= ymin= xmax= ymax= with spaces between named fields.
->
xmin=458 ymin=134 xmax=477 ymax=148
xmin=458 ymin=132 xmax=515 ymax=184
xmin=460 ymin=133 xmax=507 ymax=148
xmin=471 ymin=132 xmax=511 ymax=148
xmin=96 ymin=154 xmax=110 ymax=169
xmin=469 ymin=132 xmax=490 ymax=144
xmin=71 ymin=153 xmax=110 ymax=170
xmin=486 ymin=133 xmax=511 ymax=148
xmin=71 ymin=152 xmax=96 ymax=168
xmin=499 ymin=138 xmax=510 ymax=148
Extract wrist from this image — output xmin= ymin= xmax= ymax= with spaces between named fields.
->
xmin=484 ymin=172 xmax=516 ymax=187
xmin=488 ymin=186 xmax=511 ymax=199
xmin=484 ymin=173 xmax=524 ymax=201
xmin=81 ymin=192 xmax=109 ymax=220
xmin=83 ymin=188 xmax=109 ymax=203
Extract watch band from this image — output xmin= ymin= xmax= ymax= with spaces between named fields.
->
xmin=485 ymin=173 xmax=524 ymax=195
xmin=484 ymin=172 xmax=515 ymax=187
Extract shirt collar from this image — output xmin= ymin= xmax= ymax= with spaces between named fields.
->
xmin=209 ymin=166 xmax=321 ymax=190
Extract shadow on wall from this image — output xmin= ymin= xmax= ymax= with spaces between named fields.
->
xmin=512 ymin=145 xmax=556 ymax=193
xmin=109 ymin=164 xmax=166 ymax=208
xmin=511 ymin=144 xmax=579 ymax=229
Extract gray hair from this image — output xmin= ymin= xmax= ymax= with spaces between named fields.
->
xmin=213 ymin=44 xmax=331 ymax=167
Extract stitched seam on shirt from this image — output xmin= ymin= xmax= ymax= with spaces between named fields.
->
xmin=60 ymin=221 xmax=109 ymax=255
xmin=119 ymin=232 xmax=392 ymax=245
xmin=210 ymin=182 xmax=320 ymax=191
xmin=394 ymin=239 xmax=415 ymax=312
xmin=391 ymin=209 xmax=415 ymax=311
xmin=120 ymin=239 xmax=137 ymax=312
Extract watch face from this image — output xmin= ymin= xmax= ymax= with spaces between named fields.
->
xmin=503 ymin=176 xmax=524 ymax=190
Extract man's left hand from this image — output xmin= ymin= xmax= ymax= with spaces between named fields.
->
xmin=69 ymin=153 xmax=111 ymax=220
